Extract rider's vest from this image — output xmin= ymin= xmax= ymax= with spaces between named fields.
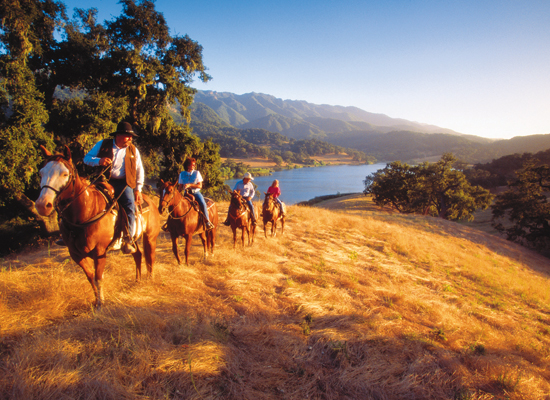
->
xmin=97 ymin=139 xmax=138 ymax=189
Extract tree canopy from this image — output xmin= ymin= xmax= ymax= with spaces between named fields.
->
xmin=364 ymin=154 xmax=493 ymax=221
xmin=491 ymin=160 xmax=550 ymax=250
xmin=1 ymin=0 xmax=225 ymax=216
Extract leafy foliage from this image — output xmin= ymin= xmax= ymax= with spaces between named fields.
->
xmin=364 ymin=154 xmax=493 ymax=220
xmin=465 ymin=149 xmax=550 ymax=189
xmin=0 ymin=0 xmax=227 ymax=209
xmin=491 ymin=161 xmax=550 ymax=250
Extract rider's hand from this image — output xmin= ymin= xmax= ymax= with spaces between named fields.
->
xmin=135 ymin=191 xmax=143 ymax=205
xmin=99 ymin=157 xmax=112 ymax=166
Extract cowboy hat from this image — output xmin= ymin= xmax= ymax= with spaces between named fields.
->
xmin=112 ymin=121 xmax=138 ymax=137
xmin=243 ymin=172 xmax=254 ymax=180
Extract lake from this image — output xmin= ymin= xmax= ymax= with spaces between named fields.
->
xmin=225 ymin=163 xmax=386 ymax=205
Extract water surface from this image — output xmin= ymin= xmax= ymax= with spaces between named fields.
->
xmin=225 ymin=163 xmax=386 ymax=205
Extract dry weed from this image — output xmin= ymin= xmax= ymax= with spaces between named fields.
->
xmin=0 ymin=196 xmax=549 ymax=399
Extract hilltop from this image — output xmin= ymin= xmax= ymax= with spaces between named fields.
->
xmin=1 ymin=196 xmax=549 ymax=399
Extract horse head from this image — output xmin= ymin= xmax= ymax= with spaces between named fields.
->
xmin=35 ymin=145 xmax=75 ymax=216
xmin=263 ymin=192 xmax=275 ymax=212
xmin=229 ymin=190 xmax=245 ymax=209
xmin=158 ymin=179 xmax=177 ymax=215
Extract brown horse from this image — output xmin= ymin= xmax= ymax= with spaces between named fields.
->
xmin=158 ymin=180 xmax=218 ymax=265
xmin=262 ymin=192 xmax=285 ymax=238
xmin=228 ymin=190 xmax=257 ymax=248
xmin=35 ymin=145 xmax=160 ymax=308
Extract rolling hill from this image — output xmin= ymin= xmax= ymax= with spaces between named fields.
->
xmin=191 ymin=91 xmax=550 ymax=163
xmin=1 ymin=195 xmax=549 ymax=399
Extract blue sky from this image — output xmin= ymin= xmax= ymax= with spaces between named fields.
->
xmin=61 ymin=0 xmax=550 ymax=139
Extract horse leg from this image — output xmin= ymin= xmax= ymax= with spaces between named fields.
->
xmin=232 ymin=226 xmax=237 ymax=249
xmin=199 ymin=232 xmax=207 ymax=260
xmin=132 ymin=246 xmax=143 ymax=282
xmin=171 ymin=233 xmax=182 ymax=265
xmin=94 ymin=252 xmax=108 ymax=308
xmin=208 ymin=228 xmax=216 ymax=256
xmin=272 ymin=220 xmax=277 ymax=237
xmin=242 ymin=226 xmax=247 ymax=248
xmin=251 ymin=224 xmax=256 ymax=246
xmin=281 ymin=217 xmax=285 ymax=235
xmin=184 ymin=234 xmax=193 ymax=265
xmin=142 ymin=234 xmax=156 ymax=278
xmin=70 ymin=251 xmax=103 ymax=308
xmin=264 ymin=221 xmax=268 ymax=238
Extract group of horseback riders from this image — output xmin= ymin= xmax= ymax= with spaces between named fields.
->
xmin=57 ymin=120 xmax=285 ymax=252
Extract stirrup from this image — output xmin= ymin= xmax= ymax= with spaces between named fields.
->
xmin=223 ymin=219 xmax=230 ymax=226
xmin=121 ymin=238 xmax=137 ymax=254
xmin=206 ymin=221 xmax=215 ymax=230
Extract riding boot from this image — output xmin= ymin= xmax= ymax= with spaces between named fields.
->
xmin=223 ymin=213 xmax=230 ymax=226
xmin=56 ymin=238 xmax=67 ymax=246
xmin=122 ymin=236 xmax=137 ymax=254
xmin=161 ymin=222 xmax=169 ymax=232
xmin=206 ymin=221 xmax=215 ymax=230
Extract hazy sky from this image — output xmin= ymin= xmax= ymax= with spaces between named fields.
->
xmin=61 ymin=0 xmax=550 ymax=139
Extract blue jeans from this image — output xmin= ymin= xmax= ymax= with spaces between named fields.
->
xmin=110 ymin=179 xmax=135 ymax=238
xmin=246 ymin=199 xmax=256 ymax=221
xmin=193 ymin=192 xmax=210 ymax=221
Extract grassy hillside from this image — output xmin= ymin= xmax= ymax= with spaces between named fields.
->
xmin=1 ymin=196 xmax=549 ymax=399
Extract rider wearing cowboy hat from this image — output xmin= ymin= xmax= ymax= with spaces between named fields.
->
xmin=223 ymin=172 xmax=257 ymax=226
xmin=83 ymin=121 xmax=145 ymax=254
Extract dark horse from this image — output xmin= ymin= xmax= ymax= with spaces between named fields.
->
xmin=228 ymin=190 xmax=256 ymax=248
xmin=158 ymin=180 xmax=218 ymax=265
xmin=35 ymin=146 xmax=160 ymax=308
xmin=262 ymin=192 xmax=285 ymax=238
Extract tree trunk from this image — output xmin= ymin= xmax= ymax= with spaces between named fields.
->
xmin=14 ymin=192 xmax=60 ymax=236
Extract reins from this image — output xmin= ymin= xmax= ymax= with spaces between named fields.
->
xmin=163 ymin=189 xmax=195 ymax=220
xmin=42 ymin=159 xmax=121 ymax=228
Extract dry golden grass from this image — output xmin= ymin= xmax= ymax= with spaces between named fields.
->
xmin=1 ymin=196 xmax=550 ymax=399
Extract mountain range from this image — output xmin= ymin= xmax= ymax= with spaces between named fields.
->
xmin=191 ymin=90 xmax=550 ymax=163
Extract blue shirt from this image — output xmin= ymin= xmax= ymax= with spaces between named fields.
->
xmin=233 ymin=180 xmax=255 ymax=199
xmin=178 ymin=170 xmax=203 ymax=193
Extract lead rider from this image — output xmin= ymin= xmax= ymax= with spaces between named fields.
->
xmin=84 ymin=121 xmax=145 ymax=254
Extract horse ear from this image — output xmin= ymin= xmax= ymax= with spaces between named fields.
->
xmin=63 ymin=145 xmax=72 ymax=161
xmin=39 ymin=145 xmax=52 ymax=157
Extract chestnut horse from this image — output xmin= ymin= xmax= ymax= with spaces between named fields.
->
xmin=35 ymin=146 xmax=160 ymax=308
xmin=158 ymin=180 xmax=218 ymax=265
xmin=262 ymin=192 xmax=285 ymax=238
xmin=228 ymin=190 xmax=256 ymax=248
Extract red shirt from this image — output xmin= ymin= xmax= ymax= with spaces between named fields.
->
xmin=267 ymin=186 xmax=281 ymax=198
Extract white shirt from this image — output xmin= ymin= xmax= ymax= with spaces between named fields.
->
xmin=84 ymin=139 xmax=145 ymax=192
xmin=178 ymin=170 xmax=203 ymax=193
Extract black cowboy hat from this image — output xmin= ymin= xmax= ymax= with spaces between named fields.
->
xmin=112 ymin=121 xmax=138 ymax=137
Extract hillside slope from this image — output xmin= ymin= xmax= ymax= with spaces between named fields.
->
xmin=1 ymin=197 xmax=549 ymax=399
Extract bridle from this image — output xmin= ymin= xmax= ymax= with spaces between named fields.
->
xmin=229 ymin=193 xmax=249 ymax=221
xmin=39 ymin=157 xmax=78 ymax=211
xmin=40 ymin=157 xmax=114 ymax=222
xmin=160 ymin=186 xmax=194 ymax=220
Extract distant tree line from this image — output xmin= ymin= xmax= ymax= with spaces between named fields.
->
xmin=190 ymin=121 xmax=376 ymax=166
